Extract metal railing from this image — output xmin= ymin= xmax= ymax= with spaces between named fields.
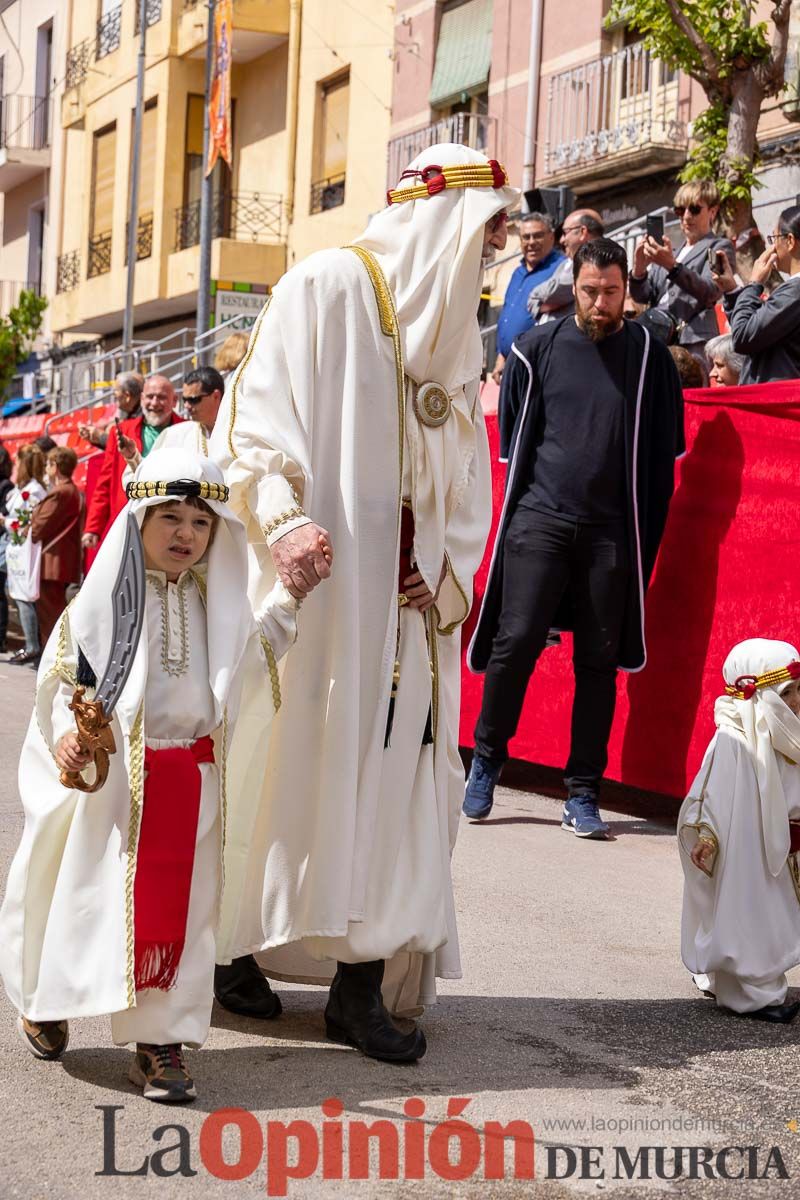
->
xmin=543 ymin=44 xmax=687 ymax=176
xmin=309 ymin=173 xmax=345 ymax=215
xmin=0 ymin=93 xmax=52 ymax=152
xmin=174 ymin=191 xmax=286 ymax=250
xmin=135 ymin=0 xmax=163 ymax=33
xmin=125 ymin=213 xmax=154 ymax=264
xmin=96 ymin=3 xmax=123 ymax=60
xmin=87 ymin=231 xmax=112 ymax=278
xmin=387 ymin=112 xmax=496 ymax=189
xmin=56 ymin=251 xmax=81 ymax=294
xmin=65 ymin=39 xmax=92 ymax=90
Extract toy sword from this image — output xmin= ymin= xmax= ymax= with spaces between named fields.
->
xmin=60 ymin=512 xmax=146 ymax=793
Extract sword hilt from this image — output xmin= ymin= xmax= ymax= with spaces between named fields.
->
xmin=59 ymin=688 xmax=117 ymax=794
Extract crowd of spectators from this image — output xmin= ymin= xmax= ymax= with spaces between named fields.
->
xmin=490 ymin=179 xmax=800 ymax=392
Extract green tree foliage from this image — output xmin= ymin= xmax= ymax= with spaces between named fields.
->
xmin=0 ymin=289 xmax=48 ymax=402
xmin=605 ymin=1 xmax=793 ymax=230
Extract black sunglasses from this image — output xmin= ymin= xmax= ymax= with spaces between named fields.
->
xmin=674 ymin=204 xmax=704 ymax=217
xmin=182 ymin=391 xmax=213 ymax=404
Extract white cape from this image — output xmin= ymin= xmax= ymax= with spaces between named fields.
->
xmin=210 ymin=247 xmax=492 ymax=1008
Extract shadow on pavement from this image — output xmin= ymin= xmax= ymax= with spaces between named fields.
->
xmin=59 ymin=991 xmax=800 ymax=1115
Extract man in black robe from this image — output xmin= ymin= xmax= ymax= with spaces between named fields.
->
xmin=465 ymin=238 xmax=684 ymax=836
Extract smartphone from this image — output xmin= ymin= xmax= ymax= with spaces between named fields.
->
xmin=708 ymin=247 xmax=726 ymax=273
xmin=645 ymin=213 xmax=664 ymax=243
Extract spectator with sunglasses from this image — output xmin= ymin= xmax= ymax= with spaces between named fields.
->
xmin=712 ymin=205 xmax=800 ymax=384
xmin=629 ymin=181 xmax=735 ymax=369
xmin=118 ymin=367 xmax=225 ymax=473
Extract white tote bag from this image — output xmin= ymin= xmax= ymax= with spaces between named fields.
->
xmin=6 ymin=532 xmax=42 ymax=602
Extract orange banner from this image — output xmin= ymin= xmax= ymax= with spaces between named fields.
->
xmin=206 ymin=0 xmax=233 ymax=176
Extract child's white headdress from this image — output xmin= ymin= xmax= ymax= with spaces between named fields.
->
xmin=69 ymin=449 xmax=251 ymax=729
xmin=715 ymin=638 xmax=800 ymax=875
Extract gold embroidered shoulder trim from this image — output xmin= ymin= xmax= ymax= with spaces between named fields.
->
xmin=263 ymin=505 xmax=306 ymax=541
xmin=228 ymin=295 xmax=272 ymax=459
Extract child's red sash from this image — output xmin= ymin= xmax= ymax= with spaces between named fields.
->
xmin=133 ymin=735 xmax=215 ymax=992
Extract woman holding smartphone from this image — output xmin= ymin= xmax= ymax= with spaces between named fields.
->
xmin=629 ymin=180 xmax=735 ymax=372
xmin=713 ymin=205 xmax=800 ymax=384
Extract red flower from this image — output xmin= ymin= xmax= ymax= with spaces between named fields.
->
xmin=20 ymin=490 xmax=29 ymax=501
xmin=10 ymin=520 xmax=19 ymax=531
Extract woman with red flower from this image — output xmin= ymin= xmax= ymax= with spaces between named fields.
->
xmin=3 ymin=444 xmax=46 ymax=664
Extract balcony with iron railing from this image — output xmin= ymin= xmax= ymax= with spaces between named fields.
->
xmin=386 ymin=112 xmax=496 ymax=190
xmin=125 ymin=213 xmax=154 ymax=264
xmin=87 ymin=232 xmax=113 ymax=279
xmin=178 ymin=0 xmax=290 ymax=58
xmin=96 ymin=3 xmax=123 ymax=60
xmin=309 ymin=173 xmax=346 ymax=215
xmin=0 ymin=94 xmax=53 ymax=190
xmin=174 ymin=191 xmax=286 ymax=251
xmin=542 ymin=44 xmax=688 ymax=189
xmin=56 ymin=251 xmax=81 ymax=295
xmin=65 ymin=39 xmax=92 ymax=91
xmin=134 ymin=0 xmax=163 ymax=34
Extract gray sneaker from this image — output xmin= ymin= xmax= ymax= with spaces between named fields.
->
xmin=129 ymin=1043 xmax=197 ymax=1103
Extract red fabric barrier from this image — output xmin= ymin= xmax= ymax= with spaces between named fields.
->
xmin=460 ymin=378 xmax=800 ymax=801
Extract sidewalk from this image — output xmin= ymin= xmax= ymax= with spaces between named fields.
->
xmin=1 ymin=667 xmax=799 ymax=1197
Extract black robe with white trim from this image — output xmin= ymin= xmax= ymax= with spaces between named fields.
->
xmin=468 ymin=316 xmax=684 ymax=674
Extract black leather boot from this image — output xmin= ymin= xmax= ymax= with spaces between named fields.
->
xmin=738 ymin=999 xmax=800 ymax=1024
xmin=214 ymin=955 xmax=282 ymax=1019
xmin=325 ymin=959 xmax=426 ymax=1063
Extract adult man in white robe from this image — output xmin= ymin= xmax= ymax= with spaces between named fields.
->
xmin=210 ymin=144 xmax=517 ymax=1061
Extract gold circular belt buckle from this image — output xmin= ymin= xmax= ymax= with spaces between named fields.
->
xmin=413 ymin=381 xmax=451 ymax=428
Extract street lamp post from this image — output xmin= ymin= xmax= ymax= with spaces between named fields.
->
xmin=197 ymin=0 xmax=217 ymax=363
xmin=122 ymin=0 xmax=149 ymax=363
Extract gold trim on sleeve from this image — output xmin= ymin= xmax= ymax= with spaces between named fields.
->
xmin=435 ymin=552 xmax=471 ymax=637
xmin=262 ymin=504 xmax=306 ymax=541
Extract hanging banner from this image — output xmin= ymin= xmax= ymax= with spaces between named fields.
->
xmin=206 ymin=0 xmax=233 ymax=176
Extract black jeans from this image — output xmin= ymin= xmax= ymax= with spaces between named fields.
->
xmin=474 ymin=507 xmax=630 ymax=798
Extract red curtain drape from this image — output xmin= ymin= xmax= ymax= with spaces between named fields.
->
xmin=460 ymin=379 xmax=800 ymax=801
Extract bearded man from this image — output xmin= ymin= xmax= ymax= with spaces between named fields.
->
xmin=209 ymin=145 xmax=516 ymax=1061
xmin=464 ymin=238 xmax=684 ymax=836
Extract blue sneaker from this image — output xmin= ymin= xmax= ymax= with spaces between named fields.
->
xmin=561 ymin=795 xmax=610 ymax=839
xmin=463 ymin=754 xmax=503 ymax=819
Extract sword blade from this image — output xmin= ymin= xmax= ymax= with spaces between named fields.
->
xmin=93 ymin=512 xmax=146 ymax=714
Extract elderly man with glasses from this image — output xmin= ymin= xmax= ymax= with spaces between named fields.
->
xmin=491 ymin=212 xmax=565 ymax=384
xmin=629 ymin=180 xmax=735 ymax=372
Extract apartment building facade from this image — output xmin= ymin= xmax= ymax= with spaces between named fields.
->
xmin=389 ymin=0 xmax=800 ymax=237
xmin=0 ymin=0 xmax=64 ymax=336
xmin=47 ymin=0 xmax=393 ymax=347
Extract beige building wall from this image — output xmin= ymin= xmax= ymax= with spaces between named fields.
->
xmin=0 ymin=0 xmax=66 ymax=340
xmin=287 ymin=0 xmax=395 ymax=265
xmin=52 ymin=0 xmax=292 ymax=343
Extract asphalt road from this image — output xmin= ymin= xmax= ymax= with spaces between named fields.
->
xmin=1 ymin=661 xmax=799 ymax=1199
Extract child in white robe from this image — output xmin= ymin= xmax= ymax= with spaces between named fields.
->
xmin=0 ymin=449 xmax=297 ymax=1102
xmin=679 ymin=638 xmax=800 ymax=1023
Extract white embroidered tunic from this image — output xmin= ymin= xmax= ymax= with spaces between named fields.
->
xmin=143 ymin=570 xmax=216 ymax=742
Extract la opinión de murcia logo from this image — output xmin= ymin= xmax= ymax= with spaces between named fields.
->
xmin=96 ymin=1101 xmax=790 ymax=1191
xmin=96 ymin=1098 xmax=535 ymax=1193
